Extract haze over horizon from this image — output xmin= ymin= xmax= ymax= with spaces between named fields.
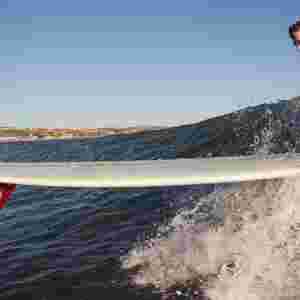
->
xmin=0 ymin=0 xmax=299 ymax=128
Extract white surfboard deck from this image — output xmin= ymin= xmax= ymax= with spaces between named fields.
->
xmin=0 ymin=155 xmax=300 ymax=188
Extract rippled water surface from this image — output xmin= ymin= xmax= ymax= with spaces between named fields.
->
xmin=1 ymin=98 xmax=300 ymax=299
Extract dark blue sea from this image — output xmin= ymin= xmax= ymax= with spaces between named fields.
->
xmin=0 ymin=98 xmax=300 ymax=300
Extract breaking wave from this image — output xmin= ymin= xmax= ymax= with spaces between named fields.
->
xmin=121 ymin=97 xmax=300 ymax=299
xmin=122 ymin=176 xmax=300 ymax=300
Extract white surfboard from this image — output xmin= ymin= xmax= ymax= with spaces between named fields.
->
xmin=0 ymin=155 xmax=300 ymax=188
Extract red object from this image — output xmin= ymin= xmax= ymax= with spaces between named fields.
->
xmin=0 ymin=183 xmax=16 ymax=209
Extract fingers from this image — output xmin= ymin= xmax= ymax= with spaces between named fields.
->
xmin=0 ymin=183 xmax=16 ymax=209
xmin=0 ymin=183 xmax=16 ymax=192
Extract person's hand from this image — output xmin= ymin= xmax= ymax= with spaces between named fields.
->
xmin=0 ymin=183 xmax=16 ymax=209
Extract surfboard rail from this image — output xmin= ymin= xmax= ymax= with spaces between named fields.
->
xmin=0 ymin=155 xmax=299 ymax=188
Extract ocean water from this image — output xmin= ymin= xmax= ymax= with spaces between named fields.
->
xmin=1 ymin=97 xmax=300 ymax=300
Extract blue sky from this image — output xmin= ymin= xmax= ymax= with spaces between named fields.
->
xmin=0 ymin=0 xmax=299 ymax=128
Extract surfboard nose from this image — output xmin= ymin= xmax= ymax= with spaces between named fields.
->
xmin=0 ymin=183 xmax=16 ymax=209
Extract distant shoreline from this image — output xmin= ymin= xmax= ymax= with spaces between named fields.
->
xmin=0 ymin=126 xmax=168 ymax=144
